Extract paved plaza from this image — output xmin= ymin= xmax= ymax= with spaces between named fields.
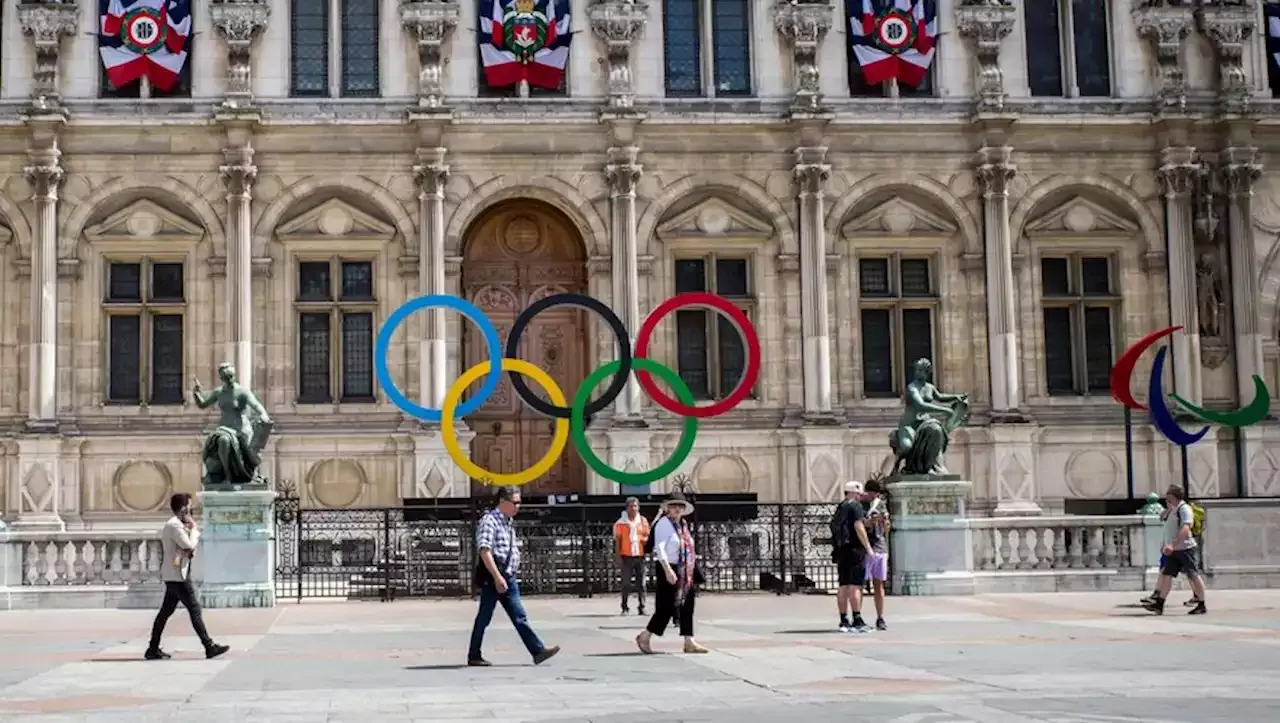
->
xmin=2 ymin=590 xmax=1279 ymax=722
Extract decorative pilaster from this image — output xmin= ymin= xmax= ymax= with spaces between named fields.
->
xmin=219 ymin=148 xmax=257 ymax=388
xmin=413 ymin=147 xmax=450 ymax=412
xmin=17 ymin=0 xmax=80 ymax=114
xmin=588 ymin=0 xmax=649 ymax=112
xmin=1219 ymin=146 xmax=1264 ymax=405
xmin=794 ymin=146 xmax=836 ymax=422
xmin=210 ymin=0 xmax=271 ymax=111
xmin=605 ymin=146 xmax=644 ymax=424
xmin=1158 ymin=146 xmax=1203 ymax=403
xmin=1196 ymin=0 xmax=1259 ymax=116
xmin=955 ymin=1 xmax=1017 ymax=114
xmin=400 ymin=0 xmax=461 ymax=110
xmin=1134 ymin=1 xmax=1195 ymax=115
xmin=24 ymin=147 xmax=63 ymax=430
xmin=773 ymin=0 xmax=834 ymax=114
xmin=975 ymin=146 xmax=1023 ymax=418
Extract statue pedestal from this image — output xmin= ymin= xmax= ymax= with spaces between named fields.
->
xmin=886 ymin=476 xmax=976 ymax=596
xmin=194 ymin=489 xmax=276 ymax=608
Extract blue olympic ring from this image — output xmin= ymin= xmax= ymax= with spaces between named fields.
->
xmin=374 ymin=294 xmax=502 ymax=423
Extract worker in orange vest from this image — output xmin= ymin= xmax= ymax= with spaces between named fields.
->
xmin=614 ymin=497 xmax=651 ymax=615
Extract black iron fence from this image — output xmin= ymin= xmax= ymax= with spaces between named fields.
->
xmin=273 ymin=496 xmax=863 ymax=601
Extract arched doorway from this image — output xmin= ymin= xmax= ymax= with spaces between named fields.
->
xmin=460 ymin=199 xmax=588 ymax=497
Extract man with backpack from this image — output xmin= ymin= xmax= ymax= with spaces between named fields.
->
xmin=1143 ymin=484 xmax=1207 ymax=616
xmin=830 ymin=481 xmax=875 ymax=633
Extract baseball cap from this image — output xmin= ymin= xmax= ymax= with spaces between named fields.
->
xmin=843 ymin=480 xmax=864 ymax=494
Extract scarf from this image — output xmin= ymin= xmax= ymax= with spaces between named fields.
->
xmin=675 ymin=521 xmax=696 ymax=604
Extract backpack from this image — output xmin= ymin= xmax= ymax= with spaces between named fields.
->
xmin=1189 ymin=502 xmax=1206 ymax=538
xmin=643 ymin=516 xmax=658 ymax=555
xmin=829 ymin=502 xmax=850 ymax=549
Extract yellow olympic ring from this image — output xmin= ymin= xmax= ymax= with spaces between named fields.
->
xmin=441 ymin=358 xmax=569 ymax=487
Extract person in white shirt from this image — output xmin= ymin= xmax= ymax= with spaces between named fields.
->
xmin=1142 ymin=485 xmax=1207 ymax=616
xmin=635 ymin=492 xmax=707 ymax=655
xmin=145 ymin=493 xmax=230 ymax=660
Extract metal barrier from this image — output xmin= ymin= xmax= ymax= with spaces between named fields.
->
xmin=273 ymin=495 xmax=854 ymax=601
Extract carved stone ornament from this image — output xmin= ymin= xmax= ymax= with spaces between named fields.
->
xmin=587 ymin=1 xmax=649 ymax=112
xmin=955 ymin=1 xmax=1016 ymax=114
xmin=605 ymin=146 xmax=642 ymax=198
xmin=975 ymin=146 xmax=1016 ymax=197
xmin=1195 ymin=247 xmax=1227 ymax=339
xmin=414 ymin=146 xmax=450 ymax=199
xmin=1195 ymin=0 xmax=1258 ymax=116
xmin=401 ymin=1 xmax=461 ymax=110
xmin=24 ymin=147 xmax=64 ymax=202
xmin=1133 ymin=1 xmax=1194 ymax=115
xmin=794 ymin=146 xmax=831 ymax=196
xmin=219 ymin=146 xmax=257 ymax=199
xmin=210 ymin=0 xmax=271 ymax=110
xmin=773 ymin=0 xmax=834 ymax=113
xmin=1219 ymin=146 xmax=1262 ymax=197
xmin=1157 ymin=146 xmax=1199 ymax=198
xmin=17 ymin=1 xmax=80 ymax=113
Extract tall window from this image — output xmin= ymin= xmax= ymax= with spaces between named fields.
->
xmin=673 ymin=256 xmax=753 ymax=400
xmin=1040 ymin=255 xmax=1117 ymax=395
xmin=857 ymin=256 xmax=937 ymax=397
xmin=1024 ymin=0 xmax=1112 ymax=97
xmin=290 ymin=0 xmax=380 ymax=97
xmin=296 ymin=259 xmax=376 ymax=403
xmin=105 ymin=261 xmax=185 ymax=404
xmin=663 ymin=0 xmax=752 ymax=97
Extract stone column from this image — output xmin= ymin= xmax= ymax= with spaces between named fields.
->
xmin=16 ymin=1 xmax=80 ymax=114
xmin=1135 ymin=2 xmax=1194 ymax=115
xmin=210 ymin=0 xmax=271 ymax=111
xmin=220 ymin=148 xmax=257 ymax=388
xmin=955 ymin=1 xmax=1017 ymax=114
xmin=604 ymin=146 xmax=644 ymax=424
xmin=400 ymin=0 xmax=461 ymax=110
xmin=414 ymin=147 xmax=450 ymax=410
xmin=773 ymin=0 xmax=834 ymax=114
xmin=1220 ymin=146 xmax=1264 ymax=404
xmin=975 ymin=146 xmax=1021 ymax=417
xmin=1158 ymin=147 xmax=1202 ymax=403
xmin=24 ymin=149 xmax=62 ymax=429
xmin=794 ymin=146 xmax=835 ymax=421
xmin=588 ymin=0 xmax=649 ymax=112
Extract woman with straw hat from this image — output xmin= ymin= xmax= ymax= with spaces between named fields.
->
xmin=635 ymin=491 xmax=708 ymax=654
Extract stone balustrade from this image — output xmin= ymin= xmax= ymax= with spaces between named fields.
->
xmin=970 ymin=515 xmax=1150 ymax=573
xmin=0 ymin=527 xmax=167 ymax=610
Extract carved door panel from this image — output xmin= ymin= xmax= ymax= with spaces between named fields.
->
xmin=460 ymin=201 xmax=587 ymax=497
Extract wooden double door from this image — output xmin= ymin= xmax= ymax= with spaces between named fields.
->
xmin=460 ymin=200 xmax=588 ymax=497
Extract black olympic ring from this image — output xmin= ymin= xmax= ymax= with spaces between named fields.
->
xmin=504 ymin=292 xmax=633 ymax=419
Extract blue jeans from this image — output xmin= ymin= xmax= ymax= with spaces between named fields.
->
xmin=468 ymin=575 xmax=545 ymax=661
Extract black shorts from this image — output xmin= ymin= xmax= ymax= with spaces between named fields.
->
xmin=1161 ymin=547 xmax=1201 ymax=578
xmin=836 ymin=550 xmax=867 ymax=587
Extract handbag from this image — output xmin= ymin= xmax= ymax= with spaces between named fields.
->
xmin=473 ymin=523 xmax=515 ymax=589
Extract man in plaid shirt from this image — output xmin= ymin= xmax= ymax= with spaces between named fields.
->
xmin=468 ymin=486 xmax=561 ymax=666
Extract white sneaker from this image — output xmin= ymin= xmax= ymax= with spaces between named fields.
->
xmin=838 ymin=624 xmax=851 ymax=632
xmin=848 ymin=622 xmax=872 ymax=634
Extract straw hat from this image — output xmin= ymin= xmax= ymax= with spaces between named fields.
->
xmin=661 ymin=490 xmax=694 ymax=516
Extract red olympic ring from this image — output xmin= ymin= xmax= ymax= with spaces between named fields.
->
xmin=634 ymin=292 xmax=762 ymax=418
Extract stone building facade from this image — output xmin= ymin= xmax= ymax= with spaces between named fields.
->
xmin=1 ymin=0 xmax=1279 ymax=529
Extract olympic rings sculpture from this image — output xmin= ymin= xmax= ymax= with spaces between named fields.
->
xmin=373 ymin=291 xmax=762 ymax=488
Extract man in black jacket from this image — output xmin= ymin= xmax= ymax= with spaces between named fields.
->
xmin=830 ymin=481 xmax=875 ymax=633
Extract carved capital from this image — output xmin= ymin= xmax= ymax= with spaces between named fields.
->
xmin=210 ymin=0 xmax=271 ymax=109
xmin=955 ymin=2 xmax=1016 ymax=114
xmin=1219 ymin=146 xmax=1262 ymax=197
xmin=975 ymin=146 xmax=1016 ymax=197
xmin=794 ymin=147 xmax=831 ymax=196
xmin=401 ymin=1 xmax=461 ymax=110
xmin=1195 ymin=1 xmax=1258 ymax=115
xmin=413 ymin=146 xmax=450 ymax=199
xmin=1134 ymin=3 xmax=1194 ymax=114
xmin=1157 ymin=146 xmax=1199 ymax=198
xmin=219 ymin=146 xmax=257 ymax=199
xmin=588 ymin=1 xmax=649 ymax=112
xmin=605 ymin=146 xmax=642 ymax=198
xmin=773 ymin=1 xmax=834 ymax=113
xmin=17 ymin=1 xmax=80 ymax=113
xmin=24 ymin=150 xmax=64 ymax=202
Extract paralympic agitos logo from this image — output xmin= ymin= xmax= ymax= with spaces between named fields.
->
xmin=373 ymin=292 xmax=761 ymax=488
xmin=1110 ymin=325 xmax=1271 ymax=446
